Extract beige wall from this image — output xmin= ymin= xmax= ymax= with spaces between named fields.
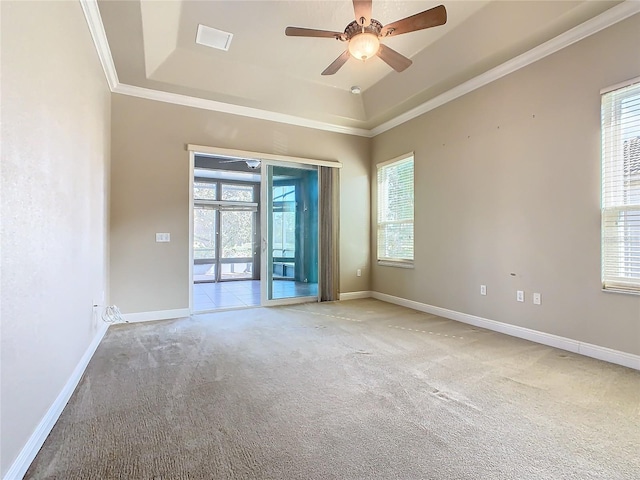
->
xmin=110 ymin=95 xmax=370 ymax=314
xmin=0 ymin=1 xmax=111 ymax=476
xmin=372 ymin=14 xmax=640 ymax=356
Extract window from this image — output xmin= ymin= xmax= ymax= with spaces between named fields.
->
xmin=272 ymin=184 xmax=296 ymax=258
xmin=601 ymin=79 xmax=640 ymax=293
xmin=221 ymin=183 xmax=254 ymax=202
xmin=193 ymin=206 xmax=217 ymax=260
xmin=377 ymin=153 xmax=414 ymax=267
xmin=192 ymin=177 xmax=258 ymax=282
xmin=194 ymin=181 xmax=217 ymax=200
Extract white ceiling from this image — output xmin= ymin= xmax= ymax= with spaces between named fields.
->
xmin=97 ymin=0 xmax=627 ymax=131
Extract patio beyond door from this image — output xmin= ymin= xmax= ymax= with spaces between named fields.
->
xmin=191 ymin=152 xmax=326 ymax=311
xmin=193 ymin=181 xmax=259 ymax=284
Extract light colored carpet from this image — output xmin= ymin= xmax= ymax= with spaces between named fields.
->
xmin=26 ymin=299 xmax=640 ymax=479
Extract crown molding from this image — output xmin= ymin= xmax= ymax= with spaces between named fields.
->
xmin=80 ymin=0 xmax=119 ymax=90
xmin=370 ymin=1 xmax=640 ymax=136
xmin=113 ymin=84 xmax=373 ymax=137
xmin=80 ymin=1 xmax=371 ymax=137
xmin=81 ymin=0 xmax=640 ymax=139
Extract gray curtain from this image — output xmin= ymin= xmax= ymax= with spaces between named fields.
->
xmin=319 ymin=166 xmax=340 ymax=301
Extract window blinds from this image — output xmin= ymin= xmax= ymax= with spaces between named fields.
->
xmin=377 ymin=155 xmax=414 ymax=265
xmin=601 ymin=80 xmax=640 ymax=293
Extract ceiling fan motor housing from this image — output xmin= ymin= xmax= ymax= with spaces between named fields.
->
xmin=343 ymin=19 xmax=383 ymax=41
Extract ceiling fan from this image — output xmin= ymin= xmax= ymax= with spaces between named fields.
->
xmin=285 ymin=1 xmax=447 ymax=75
xmin=218 ymin=158 xmax=261 ymax=169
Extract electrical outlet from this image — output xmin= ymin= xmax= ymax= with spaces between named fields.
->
xmin=480 ymin=285 xmax=487 ymax=295
xmin=517 ymin=290 xmax=525 ymax=302
xmin=533 ymin=293 xmax=541 ymax=305
xmin=357 ymin=269 xmax=362 ymax=277
xmin=156 ymin=233 xmax=171 ymax=242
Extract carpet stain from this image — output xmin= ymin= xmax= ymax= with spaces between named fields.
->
xmin=388 ymin=324 xmax=464 ymax=340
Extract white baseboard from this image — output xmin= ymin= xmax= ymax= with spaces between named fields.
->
xmin=4 ymin=294 xmax=635 ymax=480
xmin=339 ymin=291 xmax=372 ymax=301
xmin=578 ymin=343 xmax=640 ymax=370
xmin=122 ymin=308 xmax=190 ymax=324
xmin=371 ymin=292 xmax=640 ymax=371
xmin=3 ymin=323 xmax=109 ymax=480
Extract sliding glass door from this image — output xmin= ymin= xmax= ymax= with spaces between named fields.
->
xmin=261 ymin=163 xmax=319 ymax=305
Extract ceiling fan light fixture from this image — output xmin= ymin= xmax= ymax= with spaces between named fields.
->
xmin=245 ymin=159 xmax=261 ymax=169
xmin=348 ymin=32 xmax=380 ymax=61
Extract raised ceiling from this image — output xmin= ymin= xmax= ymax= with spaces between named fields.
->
xmin=97 ymin=0 xmax=629 ymax=132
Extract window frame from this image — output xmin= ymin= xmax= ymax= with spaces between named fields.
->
xmin=192 ymin=176 xmax=260 ymax=282
xmin=376 ymin=152 xmax=415 ymax=268
xmin=601 ymin=77 xmax=640 ymax=295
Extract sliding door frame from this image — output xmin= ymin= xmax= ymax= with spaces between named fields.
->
xmin=189 ymin=151 xmax=195 ymax=313
xmin=260 ymin=160 xmax=320 ymax=307
xmin=188 ymin=145 xmax=342 ymax=313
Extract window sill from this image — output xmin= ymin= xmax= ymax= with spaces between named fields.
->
xmin=602 ymin=287 xmax=640 ymax=296
xmin=377 ymin=260 xmax=414 ymax=269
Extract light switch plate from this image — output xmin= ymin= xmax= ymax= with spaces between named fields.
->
xmin=156 ymin=233 xmax=170 ymax=242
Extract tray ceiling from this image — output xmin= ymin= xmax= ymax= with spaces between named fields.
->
xmin=97 ymin=0 xmax=627 ymax=131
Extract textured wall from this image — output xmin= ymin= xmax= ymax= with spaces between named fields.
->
xmin=110 ymin=95 xmax=371 ymax=314
xmin=0 ymin=1 xmax=111 ymax=476
xmin=371 ymin=14 xmax=640 ymax=355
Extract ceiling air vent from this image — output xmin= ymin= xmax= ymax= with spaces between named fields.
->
xmin=196 ymin=24 xmax=233 ymax=51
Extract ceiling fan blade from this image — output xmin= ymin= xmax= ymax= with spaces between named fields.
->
xmin=285 ymin=26 xmax=343 ymax=39
xmin=381 ymin=4 xmax=447 ymax=37
xmin=322 ymin=50 xmax=351 ymax=76
xmin=353 ymin=0 xmax=372 ymax=27
xmin=377 ymin=44 xmax=412 ymax=72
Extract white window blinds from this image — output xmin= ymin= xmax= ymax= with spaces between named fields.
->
xmin=377 ymin=154 xmax=414 ymax=266
xmin=601 ymin=80 xmax=640 ymax=293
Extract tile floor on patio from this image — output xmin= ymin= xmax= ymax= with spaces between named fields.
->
xmin=193 ymin=280 xmax=318 ymax=312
